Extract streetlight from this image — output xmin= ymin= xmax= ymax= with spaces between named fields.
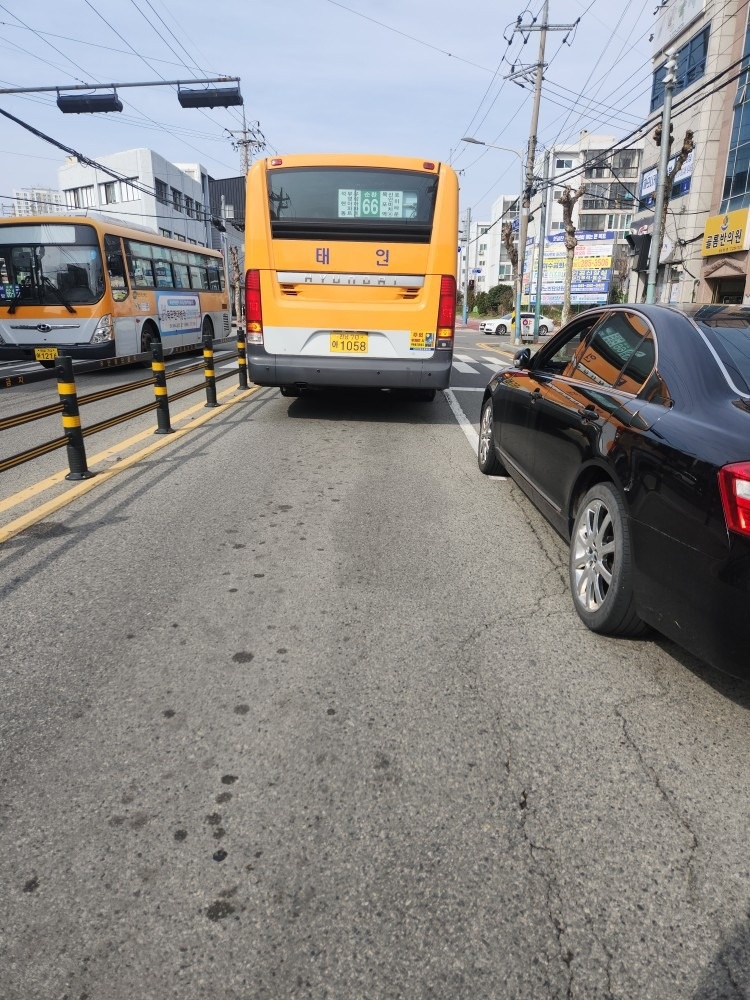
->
xmin=462 ymin=137 xmax=525 ymax=346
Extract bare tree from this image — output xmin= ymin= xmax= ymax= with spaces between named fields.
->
xmin=501 ymin=221 xmax=518 ymax=286
xmin=652 ymin=127 xmax=695 ymax=268
xmin=229 ymin=245 xmax=243 ymax=325
xmin=557 ymin=184 xmax=585 ymax=326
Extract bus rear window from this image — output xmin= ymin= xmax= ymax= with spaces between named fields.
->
xmin=267 ymin=167 xmax=438 ymax=242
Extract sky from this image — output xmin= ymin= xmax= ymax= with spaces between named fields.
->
xmin=0 ymin=0 xmax=658 ymax=222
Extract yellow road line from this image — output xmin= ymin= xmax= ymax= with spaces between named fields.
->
xmin=0 ymin=385 xmax=262 ymax=543
xmin=476 ymin=341 xmax=519 ymax=358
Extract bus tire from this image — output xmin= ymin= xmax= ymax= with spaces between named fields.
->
xmin=412 ymin=388 xmax=436 ymax=402
xmin=140 ymin=322 xmax=160 ymax=368
xmin=201 ymin=316 xmax=214 ymax=342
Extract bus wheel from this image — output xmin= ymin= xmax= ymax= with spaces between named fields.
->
xmin=201 ymin=316 xmax=214 ymax=342
xmin=412 ymin=388 xmax=436 ymax=402
xmin=140 ymin=322 xmax=160 ymax=368
xmin=280 ymin=386 xmax=300 ymax=397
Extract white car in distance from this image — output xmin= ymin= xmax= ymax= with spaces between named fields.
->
xmin=479 ymin=312 xmax=554 ymax=336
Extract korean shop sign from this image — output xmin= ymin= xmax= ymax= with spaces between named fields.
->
xmin=702 ymin=209 xmax=750 ymax=257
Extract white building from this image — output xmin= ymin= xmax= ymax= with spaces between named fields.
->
xmin=58 ymin=149 xmax=211 ymax=246
xmin=12 ymin=187 xmax=67 ymax=216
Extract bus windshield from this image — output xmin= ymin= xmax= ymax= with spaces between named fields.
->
xmin=267 ymin=167 xmax=438 ymax=242
xmin=0 ymin=223 xmax=104 ymax=311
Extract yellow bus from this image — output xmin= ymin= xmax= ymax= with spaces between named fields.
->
xmin=0 ymin=215 xmax=229 ymax=367
xmin=245 ymin=153 xmax=458 ymax=401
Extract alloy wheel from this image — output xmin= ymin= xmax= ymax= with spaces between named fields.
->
xmin=571 ymin=498 xmax=616 ymax=612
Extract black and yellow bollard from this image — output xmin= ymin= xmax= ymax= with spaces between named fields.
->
xmin=203 ymin=334 xmax=218 ymax=408
xmin=56 ymin=355 xmax=94 ymax=480
xmin=151 ymin=340 xmax=174 ymax=434
xmin=236 ymin=327 xmax=249 ymax=390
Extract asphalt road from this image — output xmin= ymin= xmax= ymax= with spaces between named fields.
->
xmin=2 ymin=329 xmax=750 ymax=999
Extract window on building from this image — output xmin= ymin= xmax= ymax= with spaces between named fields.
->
xmin=194 ymin=201 xmax=202 ymax=220
xmin=556 ymin=158 xmax=573 ymax=170
xmin=185 ymin=196 xmax=195 ymax=218
xmin=580 ymin=214 xmax=607 ymax=231
xmin=154 ymin=178 xmax=168 ymax=204
xmin=100 ymin=181 xmax=118 ymax=205
xmin=651 ymin=25 xmax=710 ymax=112
xmin=159 ymin=228 xmax=172 ymax=238
xmin=120 ymin=178 xmax=139 ymax=202
xmin=175 ymin=233 xmax=186 ymax=241
xmin=479 ymin=242 xmax=487 ymax=252
xmin=721 ymin=19 xmax=750 ymax=211
xmin=172 ymin=188 xmax=183 ymax=212
xmin=64 ymin=186 xmax=96 ymax=209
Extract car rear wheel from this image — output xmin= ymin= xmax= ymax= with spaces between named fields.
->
xmin=478 ymin=398 xmax=506 ymax=475
xmin=539 ymin=324 xmax=549 ymax=335
xmin=569 ymin=482 xmax=647 ymax=637
xmin=280 ymin=386 xmax=301 ymax=397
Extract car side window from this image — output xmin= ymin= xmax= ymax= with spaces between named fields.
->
xmin=571 ymin=312 xmax=655 ymax=392
xmin=535 ymin=315 xmax=602 ymax=376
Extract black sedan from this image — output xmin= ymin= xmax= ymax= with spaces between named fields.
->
xmin=478 ymin=303 xmax=750 ymax=677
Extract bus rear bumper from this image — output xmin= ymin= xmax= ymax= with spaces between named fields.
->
xmin=248 ymin=349 xmax=452 ymax=390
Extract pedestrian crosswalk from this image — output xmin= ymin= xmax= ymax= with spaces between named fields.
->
xmin=452 ymin=354 xmax=509 ymax=375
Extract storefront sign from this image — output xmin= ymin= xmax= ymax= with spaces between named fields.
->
xmin=702 ymin=209 xmax=750 ymax=256
xmin=524 ymin=230 xmax=614 ymax=305
xmin=639 ymin=150 xmax=694 ymax=204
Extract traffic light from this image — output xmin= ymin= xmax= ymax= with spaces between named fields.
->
xmin=625 ymin=233 xmax=651 ymax=271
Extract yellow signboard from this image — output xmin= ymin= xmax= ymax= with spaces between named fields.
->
xmin=702 ymin=208 xmax=750 ymax=256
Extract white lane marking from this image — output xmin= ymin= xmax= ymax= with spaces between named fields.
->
xmin=450 ymin=386 xmax=484 ymax=391
xmin=218 ymin=361 xmax=238 ymax=369
xmin=453 ymin=353 xmax=476 ymax=363
xmin=444 ymin=388 xmax=510 ymax=480
xmin=452 ymin=360 xmax=478 ymax=374
xmin=445 ymin=388 xmax=479 ymax=453
xmin=482 ymin=362 xmax=503 ymax=372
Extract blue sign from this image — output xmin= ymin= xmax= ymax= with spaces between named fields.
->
xmin=471 ymin=268 xmax=482 ymax=273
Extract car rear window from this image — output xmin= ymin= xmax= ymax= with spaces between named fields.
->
xmin=697 ymin=318 xmax=750 ymax=395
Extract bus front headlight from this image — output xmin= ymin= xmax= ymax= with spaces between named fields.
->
xmin=90 ymin=314 xmax=114 ymax=343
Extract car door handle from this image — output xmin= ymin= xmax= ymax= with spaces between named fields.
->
xmin=577 ymin=406 xmax=600 ymax=422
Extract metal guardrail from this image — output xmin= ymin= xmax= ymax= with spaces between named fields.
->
xmin=0 ymin=331 xmax=250 ymax=477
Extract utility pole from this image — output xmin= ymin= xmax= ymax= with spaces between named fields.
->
xmin=646 ymin=49 xmax=678 ymax=305
xmin=462 ymin=206 xmax=471 ymax=324
xmin=225 ymin=111 xmax=266 ymax=174
xmin=533 ymin=150 xmax=550 ymax=341
xmin=507 ymin=1 xmax=577 ymax=345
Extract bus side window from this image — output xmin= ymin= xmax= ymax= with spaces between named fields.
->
xmin=104 ymin=234 xmax=129 ymax=301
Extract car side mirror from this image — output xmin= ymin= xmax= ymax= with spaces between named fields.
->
xmin=514 ymin=347 xmax=531 ymax=368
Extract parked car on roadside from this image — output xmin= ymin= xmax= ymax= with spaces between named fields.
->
xmin=477 ymin=303 xmax=750 ymax=677
xmin=479 ymin=312 xmax=553 ymax=336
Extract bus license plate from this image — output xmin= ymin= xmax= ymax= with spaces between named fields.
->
xmin=34 ymin=348 xmax=59 ymax=361
xmin=330 ymin=332 xmax=368 ymax=354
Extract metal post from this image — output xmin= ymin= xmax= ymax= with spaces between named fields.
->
xmin=56 ymin=355 xmax=94 ymax=480
xmin=462 ymin=206 xmax=471 ymax=325
xmin=514 ymin=153 xmax=524 ymax=347
xmin=646 ymin=50 xmax=677 ymax=305
xmin=534 ymin=151 xmax=551 ymax=342
xmin=236 ymin=328 xmax=249 ymax=390
xmin=203 ymin=334 xmax=218 ymax=407
xmin=150 ymin=340 xmax=174 ymax=434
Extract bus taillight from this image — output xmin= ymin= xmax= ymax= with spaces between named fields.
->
xmin=436 ymin=274 xmax=456 ymax=349
xmin=245 ymin=269 xmax=263 ymax=344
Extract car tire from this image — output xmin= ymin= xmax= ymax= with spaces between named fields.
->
xmin=496 ymin=324 xmax=507 ymax=336
xmin=280 ymin=386 xmax=301 ymax=397
xmin=568 ymin=482 xmax=647 ymax=637
xmin=539 ymin=324 xmax=548 ymax=335
xmin=478 ymin=398 xmax=506 ymax=475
